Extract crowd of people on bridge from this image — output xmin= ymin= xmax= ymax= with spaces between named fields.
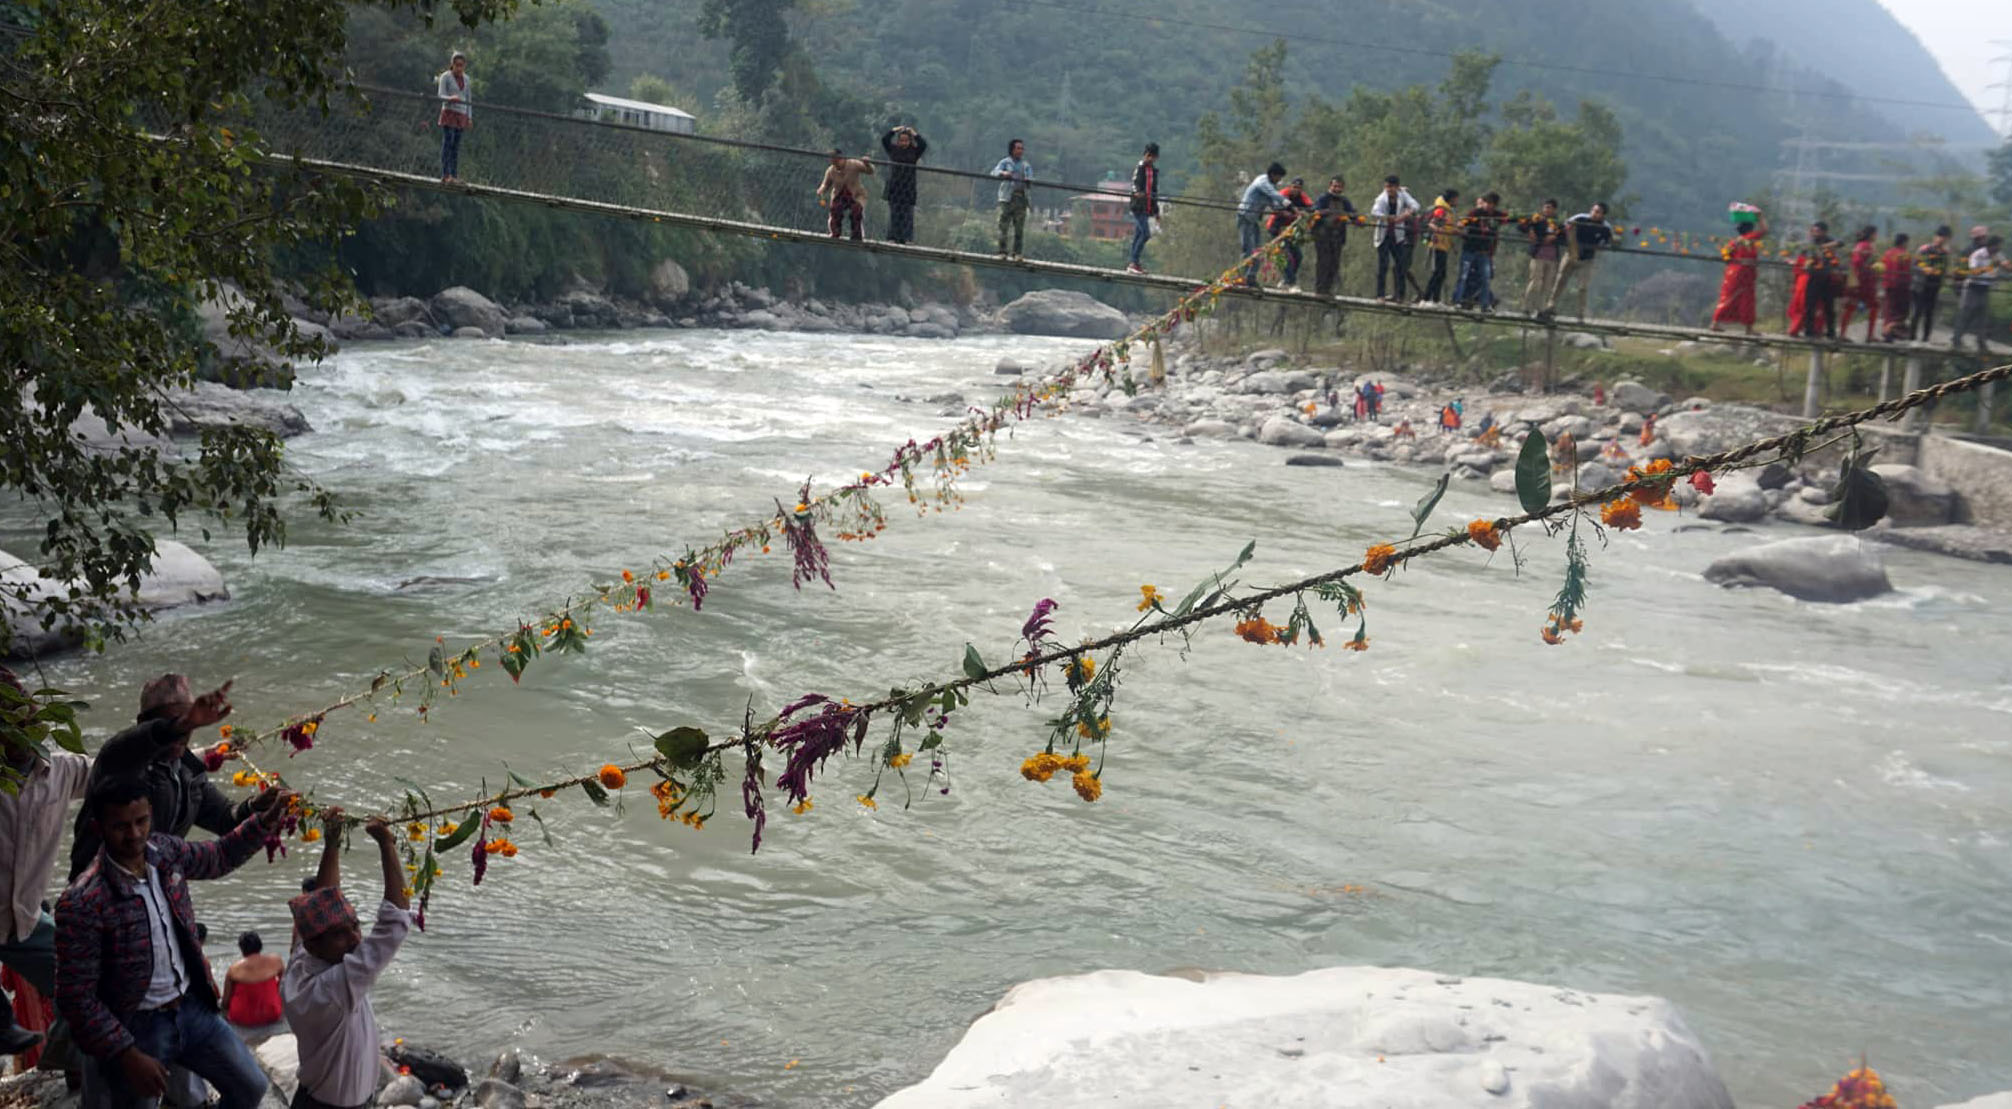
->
xmin=0 ymin=669 xmax=414 ymax=1109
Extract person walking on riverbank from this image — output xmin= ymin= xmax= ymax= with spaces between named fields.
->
xmin=284 ymin=809 xmax=413 ymax=1109
xmin=816 ymin=149 xmax=874 ymax=243
xmin=1237 ymin=163 xmax=1291 ymax=288
xmin=1879 ymin=233 xmax=1913 ymax=342
xmin=1838 ymin=224 xmax=1880 ymax=342
xmin=1422 ymin=189 xmax=1460 ymax=303
xmin=994 ymin=139 xmax=1034 ymax=260
xmin=1519 ymin=199 xmax=1565 ymax=314
xmin=1710 ymin=214 xmax=1767 ymax=334
xmin=1548 ymin=202 xmax=1614 ymax=320
xmin=1454 ymin=192 xmax=1503 ymax=311
xmin=68 ymin=677 xmax=248 ymax=882
xmin=878 ymin=126 xmax=927 ymax=245
xmin=1126 ymin=143 xmax=1160 ymax=275
xmin=220 ymin=933 xmax=283 ymax=1034
xmin=1371 ymin=175 xmax=1420 ymax=302
xmin=1911 ymin=226 xmax=1953 ymax=341
xmin=56 ymin=778 xmax=293 ymax=1109
xmin=1949 ymin=234 xmax=2003 ymax=353
xmin=436 ymin=53 xmax=471 ymax=184
xmin=1311 ymin=176 xmax=1356 ymax=296
xmin=1267 ymin=178 xmax=1313 ymax=291
xmin=0 ymin=668 xmax=91 ymax=1058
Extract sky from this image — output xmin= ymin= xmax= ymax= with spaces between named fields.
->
xmin=1877 ymin=0 xmax=2009 ymax=134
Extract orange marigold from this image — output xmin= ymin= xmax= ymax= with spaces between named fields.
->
xmin=1234 ymin=616 xmax=1282 ymax=645
xmin=1342 ymin=634 xmax=1369 ymax=652
xmin=1020 ymin=752 xmax=1064 ymax=782
xmin=1600 ymin=499 xmax=1642 ymax=531
xmin=1362 ymin=543 xmax=1398 ymax=575
xmin=1466 ymin=519 xmax=1502 ymax=552
xmin=598 ymin=764 xmax=628 ymax=789
xmin=1071 ymin=770 xmax=1103 ymax=803
xmin=488 ymin=806 xmax=514 ymax=823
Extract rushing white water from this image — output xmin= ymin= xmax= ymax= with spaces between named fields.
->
xmin=20 ymin=330 xmax=2012 ymax=1106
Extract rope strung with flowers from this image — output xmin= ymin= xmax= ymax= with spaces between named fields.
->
xmin=216 ymin=362 xmax=2009 ymax=924
xmin=209 ymin=220 xmax=1320 ymax=774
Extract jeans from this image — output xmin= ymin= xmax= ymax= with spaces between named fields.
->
xmin=1423 ymin=249 xmax=1450 ymax=302
xmin=886 ymin=202 xmax=915 ymax=244
xmin=827 ymin=189 xmax=862 ymax=240
xmin=1280 ymin=239 xmax=1303 ymax=286
xmin=1913 ymin=280 xmax=1943 ymax=340
xmin=1238 ymin=215 xmax=1265 ymax=285
xmin=1313 ymin=236 xmax=1342 ymax=295
xmin=997 ymin=192 xmax=1029 ymax=255
xmin=1376 ymin=238 xmax=1412 ymax=299
xmin=1129 ymin=213 xmax=1151 ymax=267
xmin=1455 ymin=253 xmax=1495 ymax=309
xmin=1802 ymin=276 xmax=1837 ymax=338
xmin=439 ymin=125 xmax=464 ymax=179
xmin=82 ymin=1004 xmax=268 ymax=1109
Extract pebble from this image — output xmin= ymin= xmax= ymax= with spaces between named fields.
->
xmin=474 ymin=1078 xmax=527 ymax=1109
xmin=1479 ymin=1058 xmax=1511 ymax=1095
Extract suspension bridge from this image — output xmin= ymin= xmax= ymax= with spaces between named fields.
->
xmin=250 ymin=83 xmax=2005 ymax=421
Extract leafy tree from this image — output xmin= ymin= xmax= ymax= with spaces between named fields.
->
xmin=0 ymin=0 xmax=511 ymax=653
xmin=628 ymin=73 xmax=683 ymax=108
xmin=1482 ymin=94 xmax=1629 ymax=213
xmin=1989 ymin=137 xmax=2012 ymax=210
xmin=698 ymin=0 xmax=798 ymax=106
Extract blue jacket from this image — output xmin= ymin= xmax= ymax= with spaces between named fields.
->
xmin=1239 ymin=173 xmax=1288 ymax=220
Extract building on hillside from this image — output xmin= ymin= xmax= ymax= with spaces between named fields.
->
xmin=576 ymin=93 xmax=696 ymax=134
xmin=1064 ymin=178 xmax=1135 ymax=240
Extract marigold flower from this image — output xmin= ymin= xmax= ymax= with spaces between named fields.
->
xmin=1020 ymin=752 xmax=1064 ymax=782
xmin=1362 ymin=543 xmax=1398 ymax=575
xmin=498 ymin=842 xmax=519 ymax=858
xmin=488 ymin=806 xmax=514 ymax=823
xmin=1540 ymin=624 xmax=1564 ymax=645
xmin=407 ymin=823 xmax=425 ymax=841
xmin=1064 ymin=656 xmax=1096 ymax=685
xmin=1072 ymin=770 xmax=1102 ymax=803
xmin=538 ymin=789 xmax=555 ymax=799
xmin=1075 ymin=714 xmax=1111 ymax=740
xmin=217 ymin=725 xmax=233 ymax=740
xmin=656 ymin=570 xmax=671 ymax=581
xmin=1466 ymin=519 xmax=1502 ymax=552
xmin=598 ymin=765 xmax=627 ymax=789
xmin=1136 ymin=584 xmax=1163 ymax=612
xmin=856 ymin=794 xmax=878 ymax=810
xmin=1061 ymin=754 xmax=1091 ymax=772
xmin=621 ymin=569 xmax=634 ymax=583
xmin=1600 ymin=499 xmax=1642 ymax=531
xmin=230 ymin=770 xmax=258 ymax=788
xmin=1234 ymin=616 xmax=1282 ymax=645
xmin=301 ymin=828 xmax=322 ymax=843
xmin=791 ymin=798 xmax=813 ymax=815
xmin=888 ymin=753 xmax=913 ymax=770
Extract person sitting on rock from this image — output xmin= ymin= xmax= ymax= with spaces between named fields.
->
xmin=69 ymin=675 xmax=246 ymax=881
xmin=1391 ymin=418 xmax=1415 ymax=439
xmin=283 ymin=808 xmax=413 ymax=1109
xmin=220 ymin=931 xmax=284 ymax=1034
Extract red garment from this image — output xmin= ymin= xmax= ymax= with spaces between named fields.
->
xmin=1880 ymin=247 xmax=1912 ymax=335
xmin=1266 ymin=187 xmax=1311 ymax=235
xmin=438 ymin=74 xmax=470 ymax=129
xmin=1838 ymin=240 xmax=1880 ymax=334
xmin=1639 ymin=414 xmax=1657 ymax=447
xmin=1786 ymin=259 xmax=1833 ymax=337
xmin=2 ymin=967 xmax=53 ymax=1069
xmin=226 ymin=974 xmax=283 ymax=1027
xmin=1711 ymin=230 xmax=1762 ymax=327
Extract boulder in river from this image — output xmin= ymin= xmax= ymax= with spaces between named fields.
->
xmin=1257 ymin=416 xmax=1327 ymax=449
xmin=430 ymin=286 xmax=509 ymax=338
xmin=162 ymin=381 xmax=311 ymax=438
xmin=1701 ymin=535 xmax=1893 ymax=603
xmin=874 ymin=966 xmax=1735 ymax=1109
xmin=998 ymin=290 xmax=1129 ymax=340
xmin=2 ymin=541 xmax=229 ymax=660
xmin=1697 ymin=472 xmax=1768 ymax=523
xmin=1284 ymin=453 xmax=1345 ymax=467
xmin=1610 ymin=379 xmax=1671 ymax=413
xmin=1867 ymin=464 xmax=1957 ymax=527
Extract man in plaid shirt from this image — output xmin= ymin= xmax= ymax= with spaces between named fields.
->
xmin=56 ymin=775 xmax=293 ymax=1109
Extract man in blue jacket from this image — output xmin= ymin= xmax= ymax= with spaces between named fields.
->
xmin=1126 ymin=143 xmax=1160 ymax=275
xmin=994 ymin=139 xmax=1034 ymax=260
xmin=1237 ymin=163 xmax=1290 ymax=287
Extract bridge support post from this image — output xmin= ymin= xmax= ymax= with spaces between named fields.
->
xmin=1878 ymin=355 xmax=1894 ymax=402
xmin=1977 ymin=379 xmax=1996 ymax=435
xmin=1901 ymin=357 xmax=1925 ymax=431
xmin=1802 ymin=349 xmax=1824 ymax=418
xmin=1542 ymin=328 xmax=1558 ymax=394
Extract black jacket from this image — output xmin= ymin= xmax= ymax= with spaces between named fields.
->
xmin=1312 ymin=192 xmax=1356 ymax=243
xmin=880 ymin=129 xmax=929 ymax=205
xmin=1129 ymin=160 xmax=1160 ymax=216
xmin=68 ymin=716 xmax=252 ymax=880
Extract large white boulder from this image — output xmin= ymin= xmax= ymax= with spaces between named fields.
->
xmin=1696 ymin=472 xmax=1768 ymax=523
xmin=998 ymin=290 xmax=1130 ymax=340
xmin=1867 ymin=463 xmax=1957 ymax=527
xmin=1701 ymin=535 xmax=1892 ymax=603
xmin=3 ymin=541 xmax=229 ymax=660
xmin=1610 ymin=379 xmax=1670 ymax=413
xmin=1257 ymin=416 xmax=1327 ymax=449
xmin=429 ymin=286 xmax=508 ymax=339
xmin=876 ymin=967 xmax=1733 ymax=1109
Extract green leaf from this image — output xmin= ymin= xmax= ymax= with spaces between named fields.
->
xmin=506 ymin=770 xmax=536 ymax=789
xmin=580 ymin=778 xmax=610 ymax=807
xmin=527 ymin=807 xmax=555 ymax=847
xmin=434 ymin=813 xmax=483 ymax=851
xmin=1230 ymin=540 xmax=1256 ymax=570
xmin=1409 ymin=472 xmax=1451 ymax=539
xmin=653 ymin=726 xmax=711 ymax=769
xmin=962 ymin=644 xmax=987 ymax=680
xmin=1515 ymin=430 xmax=1552 ymax=515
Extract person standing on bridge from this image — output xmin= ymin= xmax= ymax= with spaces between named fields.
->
xmin=994 ymin=139 xmax=1034 ymax=260
xmin=879 ymin=125 xmax=928 ymax=246
xmin=1547 ymin=202 xmax=1614 ymax=321
xmin=1838 ymin=224 xmax=1881 ymax=343
xmin=1310 ymin=176 xmax=1356 ymax=297
xmin=1949 ymin=234 xmax=2003 ymax=354
xmin=1370 ymin=175 xmax=1420 ymax=302
xmin=1794 ymin=221 xmax=1841 ymax=341
xmin=436 ymin=52 xmax=471 ymax=184
xmin=1879 ymin=232 xmax=1913 ymax=342
xmin=1710 ymin=212 xmax=1767 ymax=335
xmin=1267 ymin=178 xmax=1313 ymax=292
xmin=1236 ymin=163 xmax=1291 ymax=288
xmin=1453 ymin=192 xmax=1503 ymax=312
xmin=1422 ymin=189 xmax=1460 ymax=304
xmin=1126 ymin=143 xmax=1161 ymax=275
xmin=816 ymin=149 xmax=874 ymax=243
xmin=1518 ymin=199 xmax=1565 ymax=315
xmin=1911 ymin=225 xmax=1953 ymax=341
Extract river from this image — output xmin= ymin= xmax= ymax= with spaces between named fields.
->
xmin=21 ymin=330 xmax=2012 ymax=1106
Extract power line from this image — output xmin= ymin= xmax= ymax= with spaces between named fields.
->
xmin=1003 ymin=0 xmax=1989 ymax=116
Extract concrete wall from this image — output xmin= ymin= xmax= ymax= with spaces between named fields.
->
xmin=1916 ymin=435 xmax=2012 ymax=529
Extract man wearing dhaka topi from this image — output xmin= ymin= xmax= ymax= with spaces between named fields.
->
xmin=282 ymin=807 xmax=413 ymax=1109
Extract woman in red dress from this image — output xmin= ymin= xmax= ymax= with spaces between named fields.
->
xmin=1710 ymin=216 xmax=1767 ymax=333
xmin=1879 ymin=232 xmax=1912 ymax=341
xmin=1837 ymin=225 xmax=1880 ymax=341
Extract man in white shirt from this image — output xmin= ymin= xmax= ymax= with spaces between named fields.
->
xmin=283 ymin=809 xmax=412 ymax=1109
xmin=1369 ymin=175 xmax=1421 ymax=301
xmin=0 ymin=666 xmax=91 ymax=1055
xmin=1949 ymin=233 xmax=2002 ymax=354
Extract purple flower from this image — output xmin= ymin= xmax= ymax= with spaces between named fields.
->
xmin=1020 ymin=598 xmax=1059 ymax=655
xmin=742 ymin=748 xmax=767 ymax=855
xmin=770 ymin=697 xmax=867 ymax=807
xmin=677 ymin=558 xmax=709 ymax=612
xmin=472 ymin=833 xmax=489 ymax=886
xmin=778 ymin=482 xmax=834 ymax=592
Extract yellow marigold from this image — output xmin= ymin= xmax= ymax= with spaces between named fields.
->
xmin=1060 ymin=754 xmax=1091 ymax=772
xmin=1136 ymin=584 xmax=1163 ymax=612
xmin=488 ymin=806 xmax=514 ymax=824
xmin=598 ymin=764 xmax=627 ymax=789
xmin=301 ymin=721 xmax=318 ymax=737
xmin=1600 ymin=499 xmax=1643 ymax=531
xmin=888 ymin=752 xmax=913 ymax=769
xmin=792 ymin=798 xmax=813 ymax=815
xmin=407 ymin=822 xmax=425 ymax=841
xmin=1362 ymin=543 xmax=1398 ymax=575
xmin=856 ymin=794 xmax=878 ymax=810
xmin=1071 ymin=770 xmax=1102 ymax=803
xmin=301 ymin=827 xmax=322 ymax=843
xmin=1076 ymin=714 xmax=1110 ymax=740
xmin=1065 ymin=656 xmax=1096 ymax=684
xmin=230 ymin=771 xmax=257 ymax=788
xmin=1466 ymin=519 xmax=1502 ymax=552
xmin=1020 ymin=752 xmax=1064 ymax=782
xmin=436 ymin=821 xmax=457 ymax=836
